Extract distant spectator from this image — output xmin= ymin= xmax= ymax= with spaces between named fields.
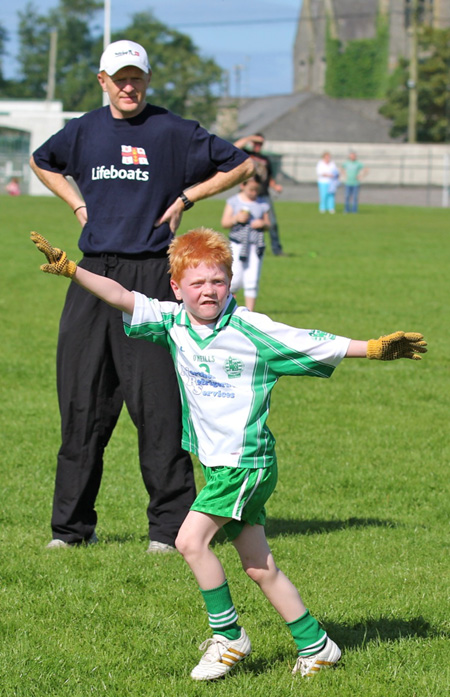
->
xmin=316 ymin=152 xmax=338 ymax=214
xmin=221 ymin=175 xmax=270 ymax=311
xmin=340 ymin=150 xmax=368 ymax=214
xmin=6 ymin=177 xmax=21 ymax=196
xmin=233 ymin=134 xmax=285 ymax=256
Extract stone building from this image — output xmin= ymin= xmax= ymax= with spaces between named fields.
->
xmin=293 ymin=0 xmax=450 ymax=94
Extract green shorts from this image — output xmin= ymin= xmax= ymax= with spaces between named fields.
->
xmin=191 ymin=461 xmax=278 ymax=541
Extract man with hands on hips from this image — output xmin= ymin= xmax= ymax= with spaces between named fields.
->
xmin=30 ymin=39 xmax=254 ymax=552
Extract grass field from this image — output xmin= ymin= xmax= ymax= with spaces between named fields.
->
xmin=1 ymin=196 xmax=449 ymax=697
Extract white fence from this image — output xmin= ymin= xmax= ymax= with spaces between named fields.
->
xmin=267 ymin=141 xmax=450 ymax=192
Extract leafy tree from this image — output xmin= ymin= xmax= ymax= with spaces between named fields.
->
xmin=12 ymin=1 xmax=102 ymax=108
xmin=380 ymin=27 xmax=450 ymax=143
xmin=4 ymin=4 xmax=222 ymax=127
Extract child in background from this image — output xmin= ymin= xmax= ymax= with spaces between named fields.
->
xmin=221 ymin=175 xmax=270 ymax=311
xmin=31 ymin=228 xmax=427 ymax=682
xmin=5 ymin=177 xmax=21 ymax=196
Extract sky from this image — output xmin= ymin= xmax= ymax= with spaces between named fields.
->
xmin=0 ymin=0 xmax=303 ymax=97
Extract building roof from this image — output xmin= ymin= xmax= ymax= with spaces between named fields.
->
xmin=217 ymin=92 xmax=398 ymax=143
xmin=229 ymin=93 xmax=309 ymax=136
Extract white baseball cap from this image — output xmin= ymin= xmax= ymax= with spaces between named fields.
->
xmin=99 ymin=40 xmax=151 ymax=76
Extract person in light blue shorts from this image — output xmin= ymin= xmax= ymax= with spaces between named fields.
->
xmin=316 ymin=151 xmax=339 ymax=213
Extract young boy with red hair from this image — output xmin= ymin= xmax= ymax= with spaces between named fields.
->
xmin=31 ymin=228 xmax=426 ymax=681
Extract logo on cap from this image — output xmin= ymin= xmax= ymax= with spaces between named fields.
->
xmin=115 ymin=50 xmax=140 ymax=58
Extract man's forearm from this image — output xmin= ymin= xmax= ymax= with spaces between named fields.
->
xmin=184 ymin=158 xmax=255 ymax=204
xmin=30 ymin=156 xmax=84 ymax=211
xmin=146 ymin=158 xmax=255 ymax=233
xmin=233 ymin=136 xmax=252 ymax=149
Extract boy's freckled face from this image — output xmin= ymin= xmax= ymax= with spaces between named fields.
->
xmin=170 ymin=262 xmax=231 ymax=325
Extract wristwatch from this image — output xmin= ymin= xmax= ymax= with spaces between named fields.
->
xmin=179 ymin=192 xmax=195 ymax=210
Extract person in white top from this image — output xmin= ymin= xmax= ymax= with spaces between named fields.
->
xmin=31 ymin=228 xmax=427 ymax=683
xmin=316 ymin=151 xmax=339 ymax=213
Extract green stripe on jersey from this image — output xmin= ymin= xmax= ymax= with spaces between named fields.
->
xmin=124 ymin=312 xmax=174 ymax=352
xmin=176 ymin=365 xmax=199 ymax=455
xmin=229 ymin=316 xmax=336 ymax=378
xmin=239 ymin=353 xmax=275 ymax=467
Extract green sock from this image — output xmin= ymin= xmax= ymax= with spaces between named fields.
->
xmin=287 ymin=609 xmax=327 ymax=657
xmin=200 ymin=580 xmax=241 ymax=640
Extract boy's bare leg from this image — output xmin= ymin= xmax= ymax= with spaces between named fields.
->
xmin=175 ymin=510 xmax=230 ymax=589
xmin=233 ymin=523 xmax=341 ymax=676
xmin=176 ymin=511 xmax=252 ymax=681
xmin=232 ymin=523 xmax=306 ymax=621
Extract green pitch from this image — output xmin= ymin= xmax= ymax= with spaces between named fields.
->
xmin=0 ymin=196 xmax=449 ymax=696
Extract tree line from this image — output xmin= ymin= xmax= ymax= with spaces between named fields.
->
xmin=380 ymin=26 xmax=450 ymax=144
xmin=0 ymin=1 xmax=223 ymax=128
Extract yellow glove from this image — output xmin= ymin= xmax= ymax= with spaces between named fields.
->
xmin=367 ymin=331 xmax=427 ymax=361
xmin=30 ymin=232 xmax=77 ymax=278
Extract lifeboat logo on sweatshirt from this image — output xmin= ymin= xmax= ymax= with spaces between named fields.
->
xmin=121 ymin=145 xmax=149 ymax=165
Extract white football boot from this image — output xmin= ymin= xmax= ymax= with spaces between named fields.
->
xmin=190 ymin=627 xmax=251 ymax=680
xmin=292 ymin=637 xmax=341 ymax=677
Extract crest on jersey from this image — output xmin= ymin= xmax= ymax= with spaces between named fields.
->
xmin=223 ymin=356 xmax=244 ymax=379
xmin=121 ymin=145 xmax=149 ymax=165
xmin=308 ymin=330 xmax=336 ymax=341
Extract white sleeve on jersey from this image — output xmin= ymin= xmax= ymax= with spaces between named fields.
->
xmin=232 ymin=308 xmax=351 ymax=377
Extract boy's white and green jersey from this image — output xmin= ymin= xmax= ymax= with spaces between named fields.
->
xmin=124 ymin=294 xmax=350 ymax=470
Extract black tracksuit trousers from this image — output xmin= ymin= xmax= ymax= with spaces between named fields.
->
xmin=51 ymin=253 xmax=196 ymax=545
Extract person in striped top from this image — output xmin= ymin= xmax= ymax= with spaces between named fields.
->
xmin=31 ymin=228 xmax=427 ymax=681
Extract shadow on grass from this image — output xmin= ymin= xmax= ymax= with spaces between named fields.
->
xmin=324 ymin=615 xmax=449 ymax=650
xmin=265 ymin=516 xmax=398 ymax=538
xmin=205 ymin=518 xmax=397 ymax=546
xmin=240 ymin=616 xmax=447 ymax=676
xmin=101 ymin=518 xmax=395 ymax=546
xmin=205 ymin=517 xmax=397 ymax=547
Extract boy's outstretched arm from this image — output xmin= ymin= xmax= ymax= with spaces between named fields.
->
xmin=30 ymin=232 xmax=135 ymax=315
xmin=73 ymin=266 xmax=135 ymax=314
xmin=346 ymin=331 xmax=427 ymax=360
